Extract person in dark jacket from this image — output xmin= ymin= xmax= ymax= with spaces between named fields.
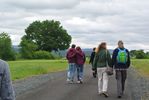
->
xmin=66 ymin=44 xmax=76 ymax=83
xmin=0 ymin=59 xmax=15 ymax=100
xmin=89 ymin=48 xmax=97 ymax=78
xmin=76 ymin=46 xmax=86 ymax=84
xmin=112 ymin=40 xmax=130 ymax=98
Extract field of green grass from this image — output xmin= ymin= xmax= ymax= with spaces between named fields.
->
xmin=132 ymin=59 xmax=149 ymax=77
xmin=8 ymin=60 xmax=67 ymax=81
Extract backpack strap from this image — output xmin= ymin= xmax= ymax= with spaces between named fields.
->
xmin=118 ymin=48 xmax=126 ymax=51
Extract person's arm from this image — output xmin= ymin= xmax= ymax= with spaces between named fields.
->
xmin=126 ymin=49 xmax=131 ymax=68
xmin=77 ymin=51 xmax=84 ymax=57
xmin=83 ymin=53 xmax=86 ymax=63
xmin=89 ymin=52 xmax=93 ymax=64
xmin=67 ymin=50 xmax=76 ymax=59
xmin=107 ymin=50 xmax=112 ymax=67
xmin=66 ymin=51 xmax=69 ymax=60
xmin=93 ymin=53 xmax=98 ymax=70
xmin=1 ymin=62 xmax=15 ymax=100
xmin=112 ymin=49 xmax=118 ymax=67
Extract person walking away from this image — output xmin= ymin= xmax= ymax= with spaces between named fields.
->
xmin=93 ymin=42 xmax=112 ymax=98
xmin=89 ymin=48 xmax=97 ymax=78
xmin=0 ymin=59 xmax=16 ymax=100
xmin=66 ymin=44 xmax=76 ymax=83
xmin=112 ymin=40 xmax=130 ymax=98
xmin=76 ymin=47 xmax=86 ymax=84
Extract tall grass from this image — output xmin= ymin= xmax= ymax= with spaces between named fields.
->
xmin=8 ymin=60 xmax=67 ymax=80
xmin=132 ymin=59 xmax=149 ymax=77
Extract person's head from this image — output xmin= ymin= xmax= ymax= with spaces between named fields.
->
xmin=76 ymin=46 xmax=82 ymax=51
xmin=71 ymin=44 xmax=76 ymax=48
xmin=93 ymin=47 xmax=96 ymax=51
xmin=96 ymin=42 xmax=107 ymax=53
xmin=118 ymin=40 xmax=124 ymax=48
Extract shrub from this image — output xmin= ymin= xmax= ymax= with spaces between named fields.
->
xmin=136 ymin=50 xmax=146 ymax=59
xmin=33 ymin=51 xmax=54 ymax=59
xmin=0 ymin=32 xmax=16 ymax=61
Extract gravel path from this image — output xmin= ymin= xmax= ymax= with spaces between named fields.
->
xmin=13 ymin=65 xmax=149 ymax=100
xmin=13 ymin=71 xmax=66 ymax=97
xmin=16 ymin=65 xmax=131 ymax=100
xmin=128 ymin=67 xmax=149 ymax=100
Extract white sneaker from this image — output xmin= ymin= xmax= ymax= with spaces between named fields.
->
xmin=69 ymin=80 xmax=74 ymax=84
xmin=66 ymin=79 xmax=70 ymax=82
xmin=77 ymin=81 xmax=80 ymax=84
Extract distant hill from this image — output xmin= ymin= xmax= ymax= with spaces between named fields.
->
xmin=12 ymin=46 xmax=113 ymax=57
xmin=52 ymin=48 xmax=114 ymax=57
xmin=12 ymin=45 xmax=21 ymax=52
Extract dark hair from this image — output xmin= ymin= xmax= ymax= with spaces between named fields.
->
xmin=96 ymin=42 xmax=107 ymax=53
xmin=71 ymin=44 xmax=76 ymax=48
xmin=93 ymin=47 xmax=96 ymax=51
xmin=76 ymin=46 xmax=81 ymax=51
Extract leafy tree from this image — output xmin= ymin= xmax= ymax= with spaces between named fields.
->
xmin=20 ymin=37 xmax=38 ymax=59
xmin=135 ymin=50 xmax=145 ymax=59
xmin=0 ymin=32 xmax=16 ymax=60
xmin=130 ymin=50 xmax=137 ymax=58
xmin=22 ymin=20 xmax=71 ymax=52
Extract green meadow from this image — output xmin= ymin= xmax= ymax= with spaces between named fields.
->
xmin=7 ymin=59 xmax=149 ymax=81
xmin=132 ymin=59 xmax=149 ymax=77
xmin=8 ymin=60 xmax=68 ymax=81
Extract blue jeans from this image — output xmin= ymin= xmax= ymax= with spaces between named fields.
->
xmin=76 ymin=64 xmax=84 ymax=81
xmin=67 ymin=63 xmax=76 ymax=81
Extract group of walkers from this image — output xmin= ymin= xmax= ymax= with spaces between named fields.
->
xmin=66 ymin=44 xmax=86 ymax=84
xmin=66 ymin=40 xmax=130 ymax=99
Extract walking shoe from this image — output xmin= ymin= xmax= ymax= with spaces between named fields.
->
xmin=67 ymin=80 xmax=74 ymax=84
xmin=66 ymin=79 xmax=70 ymax=82
xmin=117 ymin=96 xmax=122 ymax=98
xmin=79 ymin=80 xmax=83 ymax=84
xmin=77 ymin=80 xmax=83 ymax=84
xmin=102 ymin=92 xmax=109 ymax=98
xmin=93 ymin=72 xmax=97 ymax=78
xmin=77 ymin=81 xmax=80 ymax=84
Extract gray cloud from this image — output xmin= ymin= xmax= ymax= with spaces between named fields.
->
xmin=0 ymin=0 xmax=149 ymax=50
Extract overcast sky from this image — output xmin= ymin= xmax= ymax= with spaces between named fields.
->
xmin=0 ymin=0 xmax=149 ymax=50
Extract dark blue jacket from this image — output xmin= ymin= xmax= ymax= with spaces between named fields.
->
xmin=89 ymin=52 xmax=95 ymax=64
xmin=112 ymin=48 xmax=130 ymax=69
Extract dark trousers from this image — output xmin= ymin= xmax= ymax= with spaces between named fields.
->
xmin=115 ymin=70 xmax=127 ymax=96
xmin=91 ymin=63 xmax=97 ymax=78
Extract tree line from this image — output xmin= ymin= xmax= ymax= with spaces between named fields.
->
xmin=0 ymin=20 xmax=148 ymax=61
xmin=0 ymin=20 xmax=72 ymax=60
xmin=130 ymin=50 xmax=149 ymax=59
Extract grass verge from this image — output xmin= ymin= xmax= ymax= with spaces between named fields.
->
xmin=132 ymin=59 xmax=149 ymax=77
xmin=8 ymin=60 xmax=67 ymax=81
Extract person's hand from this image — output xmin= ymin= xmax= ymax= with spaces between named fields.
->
xmin=92 ymin=68 xmax=95 ymax=71
xmin=76 ymin=50 xmax=79 ymax=53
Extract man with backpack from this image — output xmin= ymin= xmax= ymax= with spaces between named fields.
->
xmin=0 ymin=59 xmax=15 ymax=100
xmin=112 ymin=40 xmax=130 ymax=98
xmin=66 ymin=44 xmax=77 ymax=83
